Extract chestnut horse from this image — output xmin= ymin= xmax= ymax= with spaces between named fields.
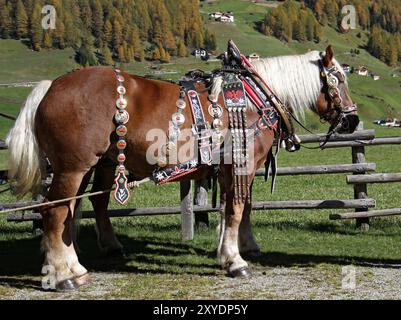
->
xmin=6 ymin=46 xmax=358 ymax=291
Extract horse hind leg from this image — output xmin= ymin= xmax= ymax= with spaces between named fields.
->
xmin=70 ymin=169 xmax=94 ymax=254
xmin=239 ymin=184 xmax=261 ymax=257
xmin=89 ymin=163 xmax=123 ymax=255
xmin=41 ymin=171 xmax=91 ymax=291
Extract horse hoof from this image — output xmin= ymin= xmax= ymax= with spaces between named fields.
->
xmin=230 ymin=267 xmax=251 ymax=278
xmin=73 ymin=273 xmax=91 ymax=288
xmin=55 ymin=274 xmax=91 ymax=292
xmin=56 ymin=279 xmax=78 ymax=292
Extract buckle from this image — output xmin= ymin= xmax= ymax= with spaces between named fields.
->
xmin=342 ymin=104 xmax=358 ymax=113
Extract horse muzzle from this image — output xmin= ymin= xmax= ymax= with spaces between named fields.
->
xmin=337 ymin=112 xmax=359 ymax=134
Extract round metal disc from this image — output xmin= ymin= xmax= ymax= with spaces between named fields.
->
xmin=172 ymin=113 xmax=185 ymax=126
xmin=117 ymin=153 xmax=126 ymax=163
xmin=117 ymin=139 xmax=127 ymax=150
xmin=208 ymin=104 xmax=223 ymax=118
xmin=115 ymin=110 xmax=129 ymax=124
xmin=327 ymin=75 xmax=338 ymax=87
xmin=116 ymin=98 xmax=128 ymax=109
xmin=116 ymin=125 xmax=127 ymax=137
xmin=117 ymin=86 xmax=126 ymax=95
xmin=176 ymin=99 xmax=186 ymax=110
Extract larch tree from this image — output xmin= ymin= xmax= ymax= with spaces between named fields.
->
xmin=0 ymin=0 xmax=12 ymax=38
xmin=30 ymin=2 xmax=43 ymax=51
xmin=15 ymin=0 xmax=29 ymax=39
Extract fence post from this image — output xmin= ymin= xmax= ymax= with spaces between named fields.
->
xmin=194 ymin=179 xmax=209 ymax=229
xmin=180 ymin=180 xmax=194 ymax=241
xmin=32 ymin=193 xmax=44 ymax=236
xmin=351 ymin=122 xmax=370 ymax=231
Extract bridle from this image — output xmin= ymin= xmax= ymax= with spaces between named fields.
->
xmin=318 ymin=54 xmax=358 ymax=134
xmin=291 ymin=54 xmax=359 ymax=150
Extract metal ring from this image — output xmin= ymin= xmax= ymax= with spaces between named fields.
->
xmin=327 ymin=75 xmax=338 ymax=87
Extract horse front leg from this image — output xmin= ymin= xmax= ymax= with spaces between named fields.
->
xmin=218 ymin=166 xmax=251 ymax=278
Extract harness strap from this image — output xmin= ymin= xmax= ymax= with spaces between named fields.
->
xmin=180 ymin=81 xmax=213 ymax=166
xmin=113 ymin=68 xmax=130 ymax=205
xmin=221 ymin=73 xmax=250 ymax=204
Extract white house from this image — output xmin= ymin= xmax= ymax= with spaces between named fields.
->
xmin=210 ymin=12 xmax=222 ymax=19
xmin=372 ymin=74 xmax=380 ymax=81
xmin=219 ymin=14 xmax=234 ymax=23
xmin=356 ymin=66 xmax=368 ymax=76
xmin=210 ymin=12 xmax=234 ymax=23
xmin=341 ymin=64 xmax=351 ymax=73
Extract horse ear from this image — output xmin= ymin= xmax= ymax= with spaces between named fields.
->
xmin=323 ymin=45 xmax=334 ymax=67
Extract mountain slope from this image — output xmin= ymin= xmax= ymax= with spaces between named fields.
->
xmin=204 ymin=0 xmax=401 ymax=124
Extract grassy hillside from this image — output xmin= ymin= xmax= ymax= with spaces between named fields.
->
xmin=203 ymin=0 xmax=401 ymax=123
xmin=0 ymin=40 xmax=76 ymax=83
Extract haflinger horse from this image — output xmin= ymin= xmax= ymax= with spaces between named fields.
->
xmin=6 ymin=44 xmax=359 ymax=291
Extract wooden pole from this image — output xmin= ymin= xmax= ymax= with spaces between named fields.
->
xmin=180 ymin=180 xmax=194 ymax=241
xmin=298 ymin=129 xmax=375 ymax=143
xmin=0 ymin=140 xmax=7 ymax=150
xmin=347 ymin=173 xmax=401 ymax=184
xmin=194 ymin=179 xmax=209 ymax=229
xmin=330 ymin=208 xmax=401 ymax=220
xmin=255 ymin=163 xmax=376 ymax=177
xmin=352 ymin=122 xmax=370 ymax=231
xmin=7 ymin=198 xmax=376 ymax=222
xmin=322 ymin=137 xmax=401 ymax=149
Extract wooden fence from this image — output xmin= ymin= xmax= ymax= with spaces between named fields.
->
xmin=0 ymin=139 xmax=7 ymax=150
xmin=2 ymin=124 xmax=401 ymax=240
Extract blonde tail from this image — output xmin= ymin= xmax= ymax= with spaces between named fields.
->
xmin=6 ymin=80 xmax=52 ymax=198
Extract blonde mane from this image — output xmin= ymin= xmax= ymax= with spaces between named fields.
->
xmin=212 ymin=50 xmax=346 ymax=119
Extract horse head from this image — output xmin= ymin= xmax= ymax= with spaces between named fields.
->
xmin=315 ymin=45 xmax=359 ymax=134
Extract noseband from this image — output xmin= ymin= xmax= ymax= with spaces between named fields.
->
xmin=318 ymin=55 xmax=358 ymax=128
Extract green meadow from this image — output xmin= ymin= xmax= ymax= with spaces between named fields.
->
xmin=1 ymin=0 xmax=401 ymax=299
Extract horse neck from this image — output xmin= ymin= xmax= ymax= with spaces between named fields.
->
xmin=252 ymin=52 xmax=322 ymax=119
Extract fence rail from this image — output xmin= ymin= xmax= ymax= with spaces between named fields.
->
xmin=322 ymin=136 xmax=401 ymax=149
xmin=255 ymin=163 xmax=376 ymax=177
xmin=0 ymin=140 xmax=7 ymax=150
xmin=330 ymin=208 xmax=401 ymax=220
xmin=3 ymin=125 xmax=401 ymax=239
xmin=347 ymin=173 xmax=401 ymax=185
xmin=7 ymin=198 xmax=376 ymax=222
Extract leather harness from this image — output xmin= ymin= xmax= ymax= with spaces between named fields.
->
xmin=112 ymin=41 xmax=357 ymax=206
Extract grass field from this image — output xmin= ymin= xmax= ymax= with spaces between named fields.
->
xmin=1 ymin=0 xmax=401 ymax=299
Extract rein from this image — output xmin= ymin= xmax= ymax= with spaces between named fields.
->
xmin=0 ymin=178 xmax=150 ymax=215
xmin=287 ymin=112 xmax=335 ymax=150
xmin=0 ymin=112 xmax=16 ymax=121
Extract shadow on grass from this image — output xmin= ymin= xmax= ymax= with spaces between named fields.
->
xmin=2 ymin=224 xmax=401 ymax=291
xmin=254 ymin=220 xmax=401 ymax=236
xmin=0 ymin=224 xmax=219 ymax=290
xmin=247 ymin=251 xmax=401 ymax=269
